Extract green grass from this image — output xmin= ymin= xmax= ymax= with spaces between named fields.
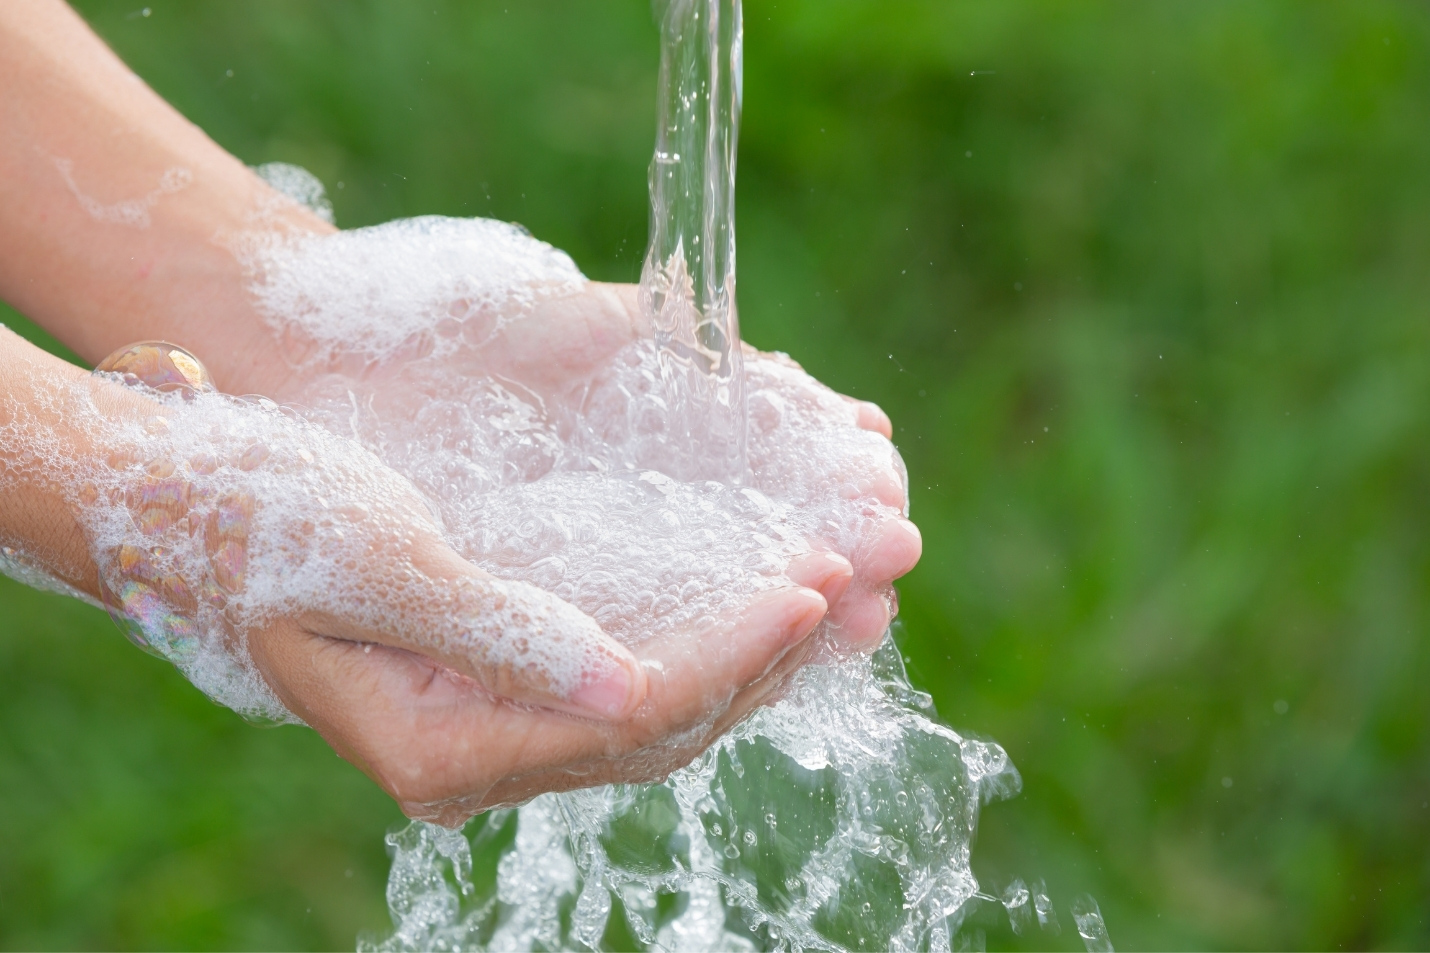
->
xmin=1 ymin=0 xmax=1427 ymax=948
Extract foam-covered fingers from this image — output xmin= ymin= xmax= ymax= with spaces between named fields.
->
xmin=869 ymin=464 xmax=909 ymax=511
xmin=355 ymin=588 xmax=825 ymax=819
xmin=306 ymin=541 xmax=647 ymax=722
xmin=470 ymin=635 xmax=822 ymax=812
xmin=277 ymin=589 xmax=828 ymax=808
xmin=785 ymin=550 xmax=853 ymax=607
xmin=444 ymin=576 xmax=648 ymax=722
xmin=827 ymin=588 xmax=894 ymax=651
xmin=825 ymin=439 xmax=908 ymax=513
xmin=820 ymin=518 xmax=917 ymax=649
xmin=599 ymin=281 xmax=651 ymax=337
xmin=485 ymin=282 xmax=643 ymax=392
xmin=845 ymin=396 xmax=893 ymax=438
xmin=633 ymin=586 xmax=826 ymax=739
xmin=858 ymin=516 xmax=922 ymax=583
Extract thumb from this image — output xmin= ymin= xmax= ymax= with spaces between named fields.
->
xmin=295 ymin=540 xmax=648 ymax=721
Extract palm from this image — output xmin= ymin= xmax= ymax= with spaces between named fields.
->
xmin=270 ymin=278 xmax=918 ymax=649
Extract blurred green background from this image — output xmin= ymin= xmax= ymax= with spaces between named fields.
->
xmin=1 ymin=0 xmax=1427 ymax=948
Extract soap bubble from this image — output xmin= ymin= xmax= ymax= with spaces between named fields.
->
xmin=94 ymin=341 xmax=215 ymax=393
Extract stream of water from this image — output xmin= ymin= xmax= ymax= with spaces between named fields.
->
xmin=642 ymin=0 xmax=746 ymax=485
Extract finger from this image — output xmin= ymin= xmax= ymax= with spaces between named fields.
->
xmin=262 ymin=583 xmax=825 ymax=816
xmin=827 ymin=588 xmax=894 ymax=651
xmin=444 ymin=584 xmax=829 ymax=781
xmin=442 ymin=584 xmax=826 ymax=772
xmin=848 ymin=397 xmax=893 ymax=438
xmin=250 ymin=622 xmax=552 ymax=810
xmin=633 ymin=585 xmax=826 ymax=736
xmin=302 ymin=541 xmax=647 ymax=722
xmin=699 ymin=622 xmax=821 ymax=732
xmin=856 ymin=517 xmax=922 ymax=583
xmin=837 ymin=460 xmax=907 ymax=512
xmin=473 ymin=632 xmax=823 ymax=812
xmin=484 ymin=282 xmax=644 ymax=392
xmin=785 ymin=550 xmax=853 ymax=607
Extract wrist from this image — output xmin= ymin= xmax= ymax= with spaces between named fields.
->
xmin=0 ymin=329 xmax=113 ymax=600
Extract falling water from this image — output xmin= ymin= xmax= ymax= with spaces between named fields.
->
xmin=641 ymin=0 xmax=746 ymax=484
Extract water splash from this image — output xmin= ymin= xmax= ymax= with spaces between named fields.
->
xmin=365 ymin=637 xmax=1023 ymax=952
xmin=1071 ymin=894 xmax=1114 ymax=953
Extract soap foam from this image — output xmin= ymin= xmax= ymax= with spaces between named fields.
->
xmin=54 ymin=157 xmax=192 ymax=229
xmin=253 ymin=161 xmax=336 ymax=225
xmin=1 ymin=366 xmax=629 ymax=723
xmin=242 ymin=216 xmax=586 ymax=368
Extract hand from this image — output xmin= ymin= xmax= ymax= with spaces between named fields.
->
xmin=517 ymin=284 xmax=921 ymax=650
xmin=0 ymin=332 xmax=853 ymax=822
xmin=253 ymin=268 xmax=920 ymax=654
xmin=252 ymin=557 xmax=843 ymax=825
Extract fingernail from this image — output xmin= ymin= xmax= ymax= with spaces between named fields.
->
xmin=782 ymin=587 xmax=828 ymax=648
xmin=862 ymin=401 xmax=893 ymax=437
xmin=876 ymin=519 xmax=922 ymax=580
xmin=569 ymin=664 xmax=639 ymax=719
xmin=787 ymin=551 xmax=853 ymax=604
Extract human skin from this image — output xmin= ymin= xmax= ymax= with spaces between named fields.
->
xmin=0 ymin=0 xmax=921 ymax=821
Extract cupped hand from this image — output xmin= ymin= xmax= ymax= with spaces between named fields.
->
xmin=251 ymin=549 xmax=847 ymax=825
xmin=75 ymin=366 xmax=854 ymax=822
xmin=494 ymin=283 xmax=921 ymax=652
xmin=265 ymin=277 xmax=921 ymax=653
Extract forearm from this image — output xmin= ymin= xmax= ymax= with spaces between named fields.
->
xmin=0 ymin=0 xmax=333 ymax=395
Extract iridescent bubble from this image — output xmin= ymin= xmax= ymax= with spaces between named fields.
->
xmin=94 ymin=341 xmax=215 ymax=393
xmin=125 ymin=476 xmax=191 ymax=535
xmin=205 ymin=490 xmax=254 ymax=593
xmin=97 ymin=576 xmax=198 ymax=660
xmin=188 ymin=452 xmax=219 ymax=475
xmin=238 ymin=442 xmax=271 ymax=471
